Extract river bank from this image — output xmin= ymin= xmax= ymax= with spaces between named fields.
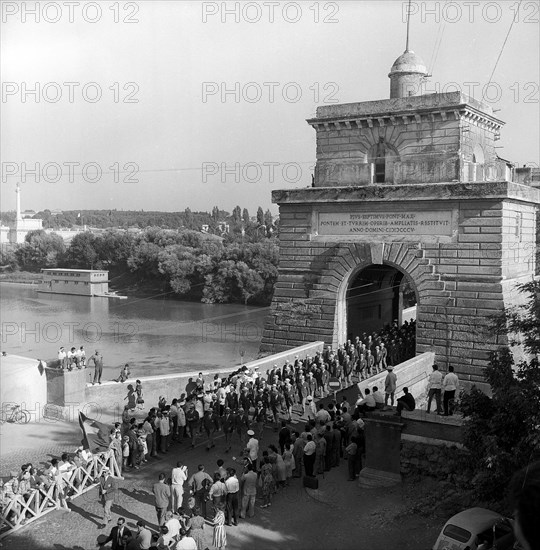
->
xmin=0 ymin=283 xmax=267 ymax=378
xmin=0 ymin=271 xmax=41 ymax=284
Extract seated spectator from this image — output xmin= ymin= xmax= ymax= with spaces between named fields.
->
xmin=395 ymin=387 xmax=416 ymax=415
xmin=67 ymin=347 xmax=79 ymax=369
xmin=116 ymin=363 xmax=131 ymax=383
xmin=356 ymin=388 xmax=376 ymax=415
xmin=372 ymin=386 xmax=385 ymax=409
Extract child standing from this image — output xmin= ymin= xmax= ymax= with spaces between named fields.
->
xmin=122 ymin=436 xmax=130 ymax=469
xmin=135 ymin=379 xmax=144 ymax=409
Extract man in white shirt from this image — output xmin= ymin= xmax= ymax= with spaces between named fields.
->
xmin=245 ymin=430 xmax=259 ymax=469
xmin=175 ymin=528 xmax=197 ymax=550
xmin=442 ymin=366 xmax=459 ymax=416
xmin=58 ymin=347 xmax=67 ymax=369
xmin=79 ymin=346 xmax=86 ymax=367
xmin=224 ymin=468 xmax=240 ymax=526
xmin=164 ymin=511 xmax=181 ymax=541
xmin=356 ymin=388 xmax=376 ymax=414
xmin=171 ymin=461 xmax=188 ymax=512
xmin=426 ymin=364 xmax=443 ymax=414
xmin=372 ymin=386 xmax=385 ymax=409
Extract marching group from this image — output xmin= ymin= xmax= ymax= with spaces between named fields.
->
xmin=96 ymin=384 xmax=370 ymax=550
xmin=3 ymin=319 xmax=467 ymax=549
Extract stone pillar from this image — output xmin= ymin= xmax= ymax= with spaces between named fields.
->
xmin=359 ymin=415 xmax=404 ymax=487
xmin=45 ymin=368 xmax=87 ymax=407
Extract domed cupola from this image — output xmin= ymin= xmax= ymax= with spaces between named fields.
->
xmin=388 ymin=49 xmax=428 ymax=99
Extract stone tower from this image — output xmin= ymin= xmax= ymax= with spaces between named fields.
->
xmin=260 ymin=49 xmax=539 ymax=389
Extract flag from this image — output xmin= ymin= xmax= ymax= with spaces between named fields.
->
xmin=78 ymin=412 xmax=112 ymax=452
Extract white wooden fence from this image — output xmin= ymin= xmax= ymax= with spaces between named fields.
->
xmin=0 ymin=449 xmax=122 ymax=539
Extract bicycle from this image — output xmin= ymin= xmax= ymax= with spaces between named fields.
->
xmin=0 ymin=404 xmax=31 ymax=424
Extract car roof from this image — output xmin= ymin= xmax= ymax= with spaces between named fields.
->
xmin=445 ymin=508 xmax=505 ymax=531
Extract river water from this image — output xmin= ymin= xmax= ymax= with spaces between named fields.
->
xmin=0 ymin=283 xmax=267 ymax=380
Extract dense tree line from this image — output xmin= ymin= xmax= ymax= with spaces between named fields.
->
xmin=1 ymin=226 xmax=279 ymax=305
xmin=0 ymin=206 xmax=276 ymax=233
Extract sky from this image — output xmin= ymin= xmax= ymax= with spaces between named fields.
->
xmin=1 ymin=0 xmax=539 ymax=215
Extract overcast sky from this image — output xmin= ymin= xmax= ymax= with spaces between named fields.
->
xmin=1 ymin=0 xmax=538 ymax=214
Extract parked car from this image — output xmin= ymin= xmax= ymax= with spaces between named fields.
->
xmin=433 ymin=507 xmax=516 ymax=550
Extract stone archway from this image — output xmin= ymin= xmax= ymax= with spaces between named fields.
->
xmin=333 ymin=248 xmax=423 ymax=349
xmin=345 ymin=264 xmax=417 ymax=341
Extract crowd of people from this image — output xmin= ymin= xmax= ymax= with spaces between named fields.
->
xmin=95 ymin=380 xmax=371 ymax=550
xmin=2 ymin=319 xmax=426 ymax=547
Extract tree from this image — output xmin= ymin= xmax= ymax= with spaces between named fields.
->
xmin=15 ymin=230 xmax=66 ymax=270
xmin=242 ymin=208 xmax=250 ymax=226
xmin=459 ymin=281 xmax=540 ymax=500
xmin=232 ymin=206 xmax=242 ymax=225
xmin=184 ymin=207 xmax=195 ymax=229
xmin=64 ymin=232 xmax=99 ymax=268
xmin=0 ymin=248 xmax=19 ymax=271
xmin=256 ymin=206 xmax=264 ymax=226
xmin=202 ymin=259 xmax=263 ymax=304
xmin=93 ymin=230 xmax=134 ymax=268
xmin=211 ymin=206 xmax=220 ymax=222
xmin=264 ymin=209 xmax=273 ymax=228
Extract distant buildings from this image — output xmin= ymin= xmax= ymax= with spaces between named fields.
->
xmin=0 ymin=184 xmax=43 ymax=245
xmin=201 ymin=222 xmax=230 ymax=235
xmin=39 ymin=268 xmax=109 ymax=296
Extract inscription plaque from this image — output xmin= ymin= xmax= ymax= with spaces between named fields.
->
xmin=317 ymin=211 xmax=453 ymax=237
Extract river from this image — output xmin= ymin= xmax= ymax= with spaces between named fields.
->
xmin=0 ymin=283 xmax=267 ymax=380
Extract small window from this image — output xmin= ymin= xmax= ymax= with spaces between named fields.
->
xmin=442 ymin=524 xmax=471 ymax=543
xmin=65 ymin=281 xmax=69 ymax=284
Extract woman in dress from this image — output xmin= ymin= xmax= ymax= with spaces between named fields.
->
xmin=212 ymin=502 xmax=227 ymax=550
xmin=189 ymin=506 xmax=206 ymax=550
xmin=260 ymin=455 xmax=275 ymax=508
xmin=282 ymin=442 xmax=295 ymax=484
xmin=269 ymin=444 xmax=287 ymax=489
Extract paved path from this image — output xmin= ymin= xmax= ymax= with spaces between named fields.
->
xmin=1 ymin=417 xmax=442 ymax=550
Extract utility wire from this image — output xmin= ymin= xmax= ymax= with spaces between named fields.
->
xmin=486 ymin=0 xmax=523 ymax=87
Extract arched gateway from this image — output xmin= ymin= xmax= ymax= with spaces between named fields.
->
xmin=259 ymin=47 xmax=539 ymax=385
xmin=344 ymin=263 xmax=417 ymax=342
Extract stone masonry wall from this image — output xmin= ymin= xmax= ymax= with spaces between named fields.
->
xmin=400 ymin=440 xmax=470 ymax=482
xmin=261 ymin=183 xmax=539 ymax=385
xmin=315 ymin=116 xmax=462 ymax=187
